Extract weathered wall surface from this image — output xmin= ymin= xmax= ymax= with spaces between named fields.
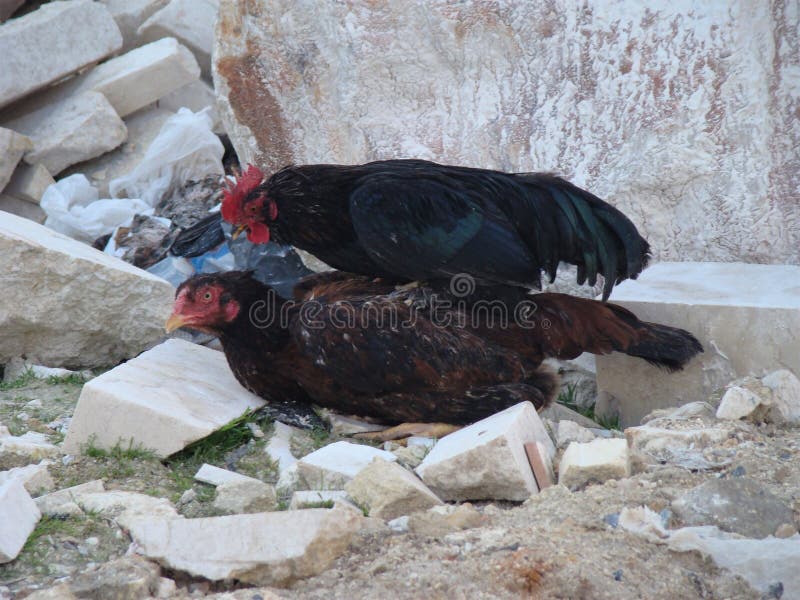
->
xmin=214 ymin=0 xmax=799 ymax=266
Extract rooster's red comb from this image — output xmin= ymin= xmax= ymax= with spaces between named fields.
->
xmin=221 ymin=164 xmax=265 ymax=223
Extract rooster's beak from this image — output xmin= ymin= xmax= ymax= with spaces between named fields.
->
xmin=165 ymin=313 xmax=187 ymax=333
xmin=231 ymin=225 xmax=247 ymax=240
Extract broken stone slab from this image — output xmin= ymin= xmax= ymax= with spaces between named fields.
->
xmin=345 ymin=458 xmax=442 ymax=521
xmin=556 ymin=419 xmax=597 ymax=449
xmin=0 ymin=212 xmax=174 ymax=368
xmin=2 ymin=37 xmax=198 ymax=130
xmin=2 ymin=162 xmax=54 ymax=204
xmin=625 ymin=422 xmax=736 ymax=473
xmin=2 ymin=357 xmax=92 ymax=384
xmin=642 ymin=401 xmax=717 ymax=423
xmin=289 ymin=490 xmax=351 ymax=510
xmin=0 ymin=127 xmax=31 ymax=191
xmin=0 ymin=193 xmax=45 ymax=223
xmin=762 ymin=369 xmax=800 ymax=424
xmin=716 ymin=384 xmax=767 ymax=421
xmin=23 ymin=584 xmax=77 ymax=600
xmin=63 ymin=339 xmax=266 ymax=457
xmin=67 ymin=556 xmax=161 ymax=599
xmin=295 ymin=441 xmax=398 ymax=491
xmin=99 ymin=0 xmax=169 ymax=51
xmin=617 ymin=505 xmax=669 ymax=541
xmin=538 ymin=402 xmax=603 ymax=429
xmin=213 ymin=479 xmax=278 ymax=514
xmin=77 ymin=490 xmax=179 ymax=530
xmin=667 ymin=526 xmax=800 ymax=598
xmin=0 ymin=431 xmax=60 ymax=461
xmin=194 ymin=463 xmax=259 ymax=487
xmin=0 ymin=461 xmax=54 ymax=496
xmin=558 ymin=438 xmax=629 ymax=490
xmin=671 ymin=477 xmax=795 ymax=539
xmin=129 ymin=505 xmax=364 ymax=585
xmin=596 ymin=263 xmax=800 ymax=427
xmin=0 ymin=478 xmax=41 ymax=563
xmin=9 ymin=90 xmax=127 ymax=175
xmin=318 ymin=410 xmax=388 ymax=436
xmin=264 ymin=422 xmax=299 ymax=473
xmin=390 ymin=444 xmax=429 ymax=469
xmin=138 ymin=0 xmax=219 ymax=78
xmin=61 ymin=107 xmax=174 ymax=198
xmin=0 ymin=0 xmax=122 ymax=109
xmin=415 ymin=402 xmax=556 ymax=502
xmin=35 ymin=480 xmax=105 ymax=517
xmin=407 ymin=503 xmax=485 ymax=537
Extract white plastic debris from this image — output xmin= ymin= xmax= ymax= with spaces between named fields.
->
xmin=109 ymin=108 xmax=224 ymax=207
xmin=40 ymin=174 xmax=152 ymax=242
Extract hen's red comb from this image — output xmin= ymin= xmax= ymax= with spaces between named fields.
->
xmin=221 ymin=164 xmax=265 ymax=223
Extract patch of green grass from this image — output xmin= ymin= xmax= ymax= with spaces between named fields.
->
xmin=309 ymin=425 xmax=332 ymax=450
xmin=167 ymin=408 xmax=272 ymax=467
xmin=82 ymin=436 xmax=158 ymax=461
xmin=45 ymin=373 xmax=87 ymax=386
xmin=556 ymin=383 xmax=621 ymax=431
xmin=304 ymin=499 xmax=335 ymax=509
xmin=0 ymin=369 xmax=37 ymax=391
xmin=22 ymin=515 xmax=84 ymax=552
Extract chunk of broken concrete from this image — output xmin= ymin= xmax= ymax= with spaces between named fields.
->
xmin=716 ymin=385 xmax=766 ymax=421
xmin=67 ymin=556 xmax=161 ymax=599
xmin=0 ymin=0 xmax=122 ymax=108
xmin=129 ymin=506 xmax=364 ymax=585
xmin=596 ymin=262 xmax=800 ymax=427
xmin=345 ymin=458 xmax=442 ymax=520
xmin=77 ymin=490 xmax=179 ymax=530
xmin=671 ymin=477 xmax=794 ymax=539
xmin=415 ymin=402 xmax=555 ymax=502
xmin=2 ymin=162 xmax=54 ymax=204
xmin=407 ymin=503 xmax=485 ymax=537
xmin=35 ymin=480 xmax=105 ymax=517
xmin=0 ymin=127 xmax=32 ymax=191
xmin=99 ymin=0 xmax=170 ymax=51
xmin=556 ymin=419 xmax=597 ymax=449
xmin=0 ymin=431 xmax=60 ymax=461
xmin=194 ymin=463 xmax=258 ymax=487
xmin=668 ymin=526 xmax=800 ymax=598
xmin=625 ymin=422 xmax=736 ymax=472
xmin=558 ymin=438 xmax=629 ymax=490
xmin=137 ymin=0 xmax=219 ymax=78
xmin=0 ymin=461 xmax=54 ymax=496
xmin=762 ymin=369 xmax=800 ymax=424
xmin=0 ymin=478 xmax=41 ymax=563
xmin=0 ymin=212 xmax=173 ymax=368
xmin=295 ymin=441 xmax=397 ymax=490
xmin=213 ymin=479 xmax=278 ymax=514
xmin=63 ymin=339 xmax=265 ymax=457
xmin=0 ymin=193 xmax=45 ymax=223
xmin=10 ymin=91 xmax=127 ymax=175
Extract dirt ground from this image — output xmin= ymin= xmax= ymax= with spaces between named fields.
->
xmin=1 ymin=375 xmax=797 ymax=599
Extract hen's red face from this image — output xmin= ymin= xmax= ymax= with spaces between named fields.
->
xmin=221 ymin=164 xmax=275 ymax=244
xmin=165 ymin=281 xmax=240 ymax=334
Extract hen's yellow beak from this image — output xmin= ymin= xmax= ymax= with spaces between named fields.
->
xmin=165 ymin=313 xmax=187 ymax=333
xmin=231 ymin=225 xmax=247 ymax=240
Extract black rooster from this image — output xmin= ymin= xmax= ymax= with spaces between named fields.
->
xmin=219 ymin=160 xmax=650 ymax=300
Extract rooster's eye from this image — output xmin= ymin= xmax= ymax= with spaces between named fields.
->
xmin=247 ymin=205 xmax=257 ymax=213
xmin=203 ymin=292 xmax=212 ymax=302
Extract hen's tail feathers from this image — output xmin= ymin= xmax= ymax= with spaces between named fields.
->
xmin=515 ymin=174 xmax=651 ymax=300
xmin=521 ymin=294 xmax=702 ymax=371
xmin=625 ymin=322 xmax=705 ymax=372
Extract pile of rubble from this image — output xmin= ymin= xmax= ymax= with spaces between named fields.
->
xmin=1 ymin=340 xmax=798 ymax=597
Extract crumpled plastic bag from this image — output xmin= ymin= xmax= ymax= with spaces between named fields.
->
xmin=40 ymin=174 xmax=152 ymax=242
xmin=109 ymin=107 xmax=224 ymax=207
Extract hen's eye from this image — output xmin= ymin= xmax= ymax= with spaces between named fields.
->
xmin=247 ymin=205 xmax=257 ymax=213
xmin=203 ymin=291 xmax=212 ymax=301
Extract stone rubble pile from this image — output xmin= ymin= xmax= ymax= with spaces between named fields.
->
xmin=1 ymin=360 xmax=798 ymax=595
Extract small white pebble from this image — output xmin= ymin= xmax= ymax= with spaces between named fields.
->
xmin=25 ymin=399 xmax=43 ymax=409
xmin=246 ymin=422 xmax=265 ymax=438
xmin=17 ymin=412 xmax=29 ymax=421
xmin=62 ymin=455 xmax=75 ymax=466
xmin=84 ymin=537 xmax=99 ymax=546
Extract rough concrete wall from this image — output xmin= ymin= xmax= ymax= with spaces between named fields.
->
xmin=214 ymin=0 xmax=800 ymax=267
